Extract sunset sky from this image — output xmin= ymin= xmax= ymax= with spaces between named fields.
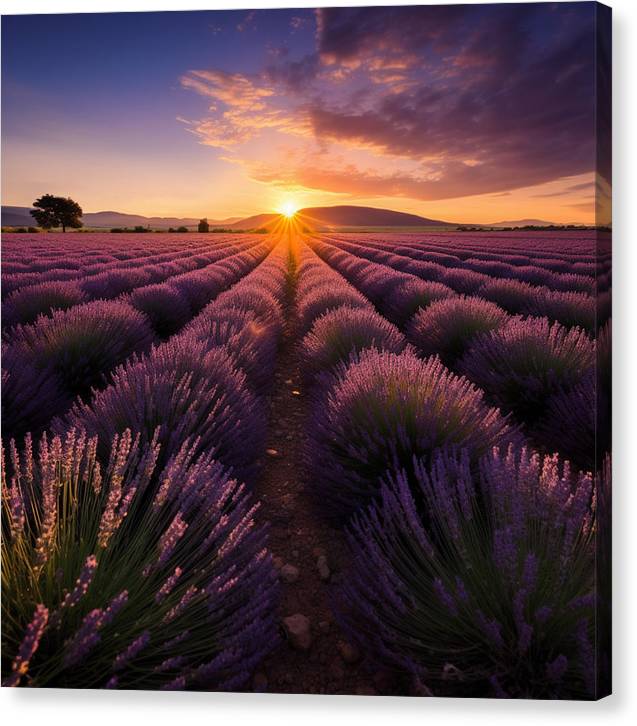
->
xmin=1 ymin=4 xmax=608 ymax=224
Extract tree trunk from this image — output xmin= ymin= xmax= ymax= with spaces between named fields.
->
xmin=62 ymin=224 xmax=66 ymax=233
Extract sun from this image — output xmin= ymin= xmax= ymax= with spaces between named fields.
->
xmin=279 ymin=200 xmax=298 ymax=219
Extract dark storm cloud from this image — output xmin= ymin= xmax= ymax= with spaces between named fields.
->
xmin=305 ymin=3 xmax=600 ymax=198
xmin=183 ymin=3 xmax=604 ymax=202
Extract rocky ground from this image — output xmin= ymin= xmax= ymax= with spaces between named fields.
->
xmin=252 ymin=286 xmax=409 ymax=696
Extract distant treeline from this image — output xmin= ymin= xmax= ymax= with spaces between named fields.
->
xmin=456 ymin=224 xmax=606 ymax=232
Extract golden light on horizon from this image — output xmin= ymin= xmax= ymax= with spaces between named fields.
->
xmin=279 ymin=200 xmax=298 ymax=219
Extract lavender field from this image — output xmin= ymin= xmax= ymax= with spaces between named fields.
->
xmin=1 ymin=230 xmax=611 ymax=698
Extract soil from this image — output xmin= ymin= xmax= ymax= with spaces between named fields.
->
xmin=252 ymin=273 xmax=407 ymax=696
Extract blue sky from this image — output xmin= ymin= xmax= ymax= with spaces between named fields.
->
xmin=1 ymin=5 xmax=608 ymax=223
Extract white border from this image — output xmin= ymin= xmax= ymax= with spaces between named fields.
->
xmin=1 ymin=1 xmax=635 ymax=724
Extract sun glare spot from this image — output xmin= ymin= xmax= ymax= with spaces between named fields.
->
xmin=279 ymin=200 xmax=298 ymax=218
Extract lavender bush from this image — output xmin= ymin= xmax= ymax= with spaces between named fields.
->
xmin=1 ymin=428 xmax=279 ymax=689
xmin=212 ymin=286 xmax=284 ymax=336
xmin=297 ymin=284 xmax=371 ymax=335
xmin=307 ymin=349 xmax=514 ymax=521
xmin=460 ymin=317 xmax=595 ymax=426
xmin=60 ymin=336 xmax=265 ymax=478
xmin=168 ymin=268 xmax=229 ymax=312
xmin=383 ymin=278 xmax=456 ymax=327
xmin=5 ymin=300 xmax=155 ymax=404
xmin=478 ymin=278 xmax=540 ymax=314
xmin=129 ymin=283 xmax=192 ymax=338
xmin=300 ymin=306 xmax=408 ymax=383
xmin=186 ymin=308 xmax=278 ymax=394
xmin=2 ymin=280 xmax=87 ymax=330
xmin=81 ymin=268 xmax=152 ymax=299
xmin=338 ymin=444 xmax=598 ymax=699
xmin=525 ymin=289 xmax=596 ymax=333
xmin=535 ymin=372 xmax=598 ymax=472
xmin=1 ymin=346 xmax=68 ymax=442
xmin=407 ymin=296 xmax=509 ymax=367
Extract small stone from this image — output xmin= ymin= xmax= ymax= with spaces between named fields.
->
xmin=286 ymin=434 xmax=294 ymax=441
xmin=272 ymin=556 xmax=284 ymax=570
xmin=318 ymin=620 xmax=330 ymax=634
xmin=266 ymin=448 xmax=282 ymax=458
xmin=280 ymin=564 xmax=300 ymax=583
xmin=291 ymin=389 xmax=301 ymax=396
xmin=292 ymin=549 xmax=300 ymax=558
xmin=274 ymin=429 xmax=284 ymax=436
xmin=285 ymin=379 xmax=293 ymax=385
xmin=283 ymin=614 xmax=312 ymax=651
xmin=337 ymin=640 xmax=360 ymax=664
xmin=317 ymin=555 xmax=331 ymax=581
xmin=253 ymin=672 xmax=268 ymax=692
xmin=312 ymin=546 xmax=326 ymax=557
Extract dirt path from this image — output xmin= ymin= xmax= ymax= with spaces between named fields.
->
xmin=252 ymin=271 xmax=400 ymax=696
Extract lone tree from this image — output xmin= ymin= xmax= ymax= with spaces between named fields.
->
xmin=198 ymin=217 xmax=210 ymax=233
xmin=31 ymin=194 xmax=83 ymax=232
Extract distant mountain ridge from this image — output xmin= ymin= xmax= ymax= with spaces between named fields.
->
xmin=230 ymin=205 xmax=453 ymax=229
xmin=299 ymin=205 xmax=450 ymax=227
xmin=1 ymin=206 xmax=240 ymax=229
xmin=2 ymin=205 xmax=589 ymax=231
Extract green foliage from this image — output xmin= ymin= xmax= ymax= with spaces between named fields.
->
xmin=2 ymin=428 xmax=277 ymax=689
xmin=30 ymin=195 xmax=83 ymax=233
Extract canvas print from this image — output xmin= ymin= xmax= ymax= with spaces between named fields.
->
xmin=1 ymin=2 xmax=611 ymax=699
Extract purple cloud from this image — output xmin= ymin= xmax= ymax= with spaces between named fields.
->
xmin=181 ymin=3 xmax=607 ymax=202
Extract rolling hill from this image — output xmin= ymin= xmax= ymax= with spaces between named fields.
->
xmin=229 ymin=205 xmax=454 ymax=229
xmin=1 ymin=206 xmax=240 ymax=229
xmin=298 ymin=205 xmax=451 ymax=227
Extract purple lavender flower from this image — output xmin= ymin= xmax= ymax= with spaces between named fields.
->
xmin=336 ymin=443 xmax=597 ymax=699
xmin=407 ymin=295 xmax=509 ymax=366
xmin=3 ymin=605 xmax=49 ymax=687
xmin=59 ymin=336 xmax=266 ymax=477
xmin=300 ymin=305 xmax=408 ymax=382
xmin=5 ymin=299 xmax=155 ymax=405
xmin=307 ymin=348 xmax=514 ymax=521
xmin=460 ymin=316 xmax=595 ymax=426
xmin=129 ymin=283 xmax=192 ymax=338
xmin=2 ymin=279 xmax=87 ymax=330
xmin=383 ymin=278 xmax=456 ymax=326
xmin=113 ymin=631 xmax=151 ymax=671
xmin=2 ymin=428 xmax=279 ymax=689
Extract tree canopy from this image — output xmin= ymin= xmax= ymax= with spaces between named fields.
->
xmin=31 ymin=195 xmax=83 ymax=232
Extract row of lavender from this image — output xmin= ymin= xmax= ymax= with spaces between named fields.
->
xmin=295 ymin=239 xmax=609 ymax=699
xmin=2 ymin=237 xmax=274 ymax=442
xmin=321 ymin=230 xmax=610 ymax=272
xmin=318 ymin=234 xmax=611 ymax=329
xmin=308 ymin=237 xmax=610 ymax=473
xmin=1 ymin=233 xmax=254 ymax=280
xmin=2 ymin=235 xmax=268 ymax=326
xmin=2 ymin=241 xmax=293 ymax=688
